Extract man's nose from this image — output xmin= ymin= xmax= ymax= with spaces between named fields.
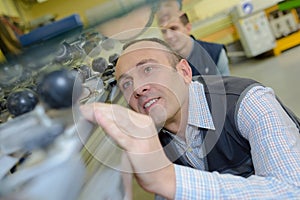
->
xmin=133 ymin=83 xmax=150 ymax=98
xmin=164 ymin=29 xmax=173 ymax=39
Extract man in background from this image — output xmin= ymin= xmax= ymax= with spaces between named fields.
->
xmin=156 ymin=0 xmax=230 ymax=76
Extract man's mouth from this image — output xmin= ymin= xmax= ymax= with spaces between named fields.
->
xmin=143 ymin=98 xmax=159 ymax=110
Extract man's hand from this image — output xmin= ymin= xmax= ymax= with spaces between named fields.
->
xmin=80 ymin=103 xmax=176 ymax=199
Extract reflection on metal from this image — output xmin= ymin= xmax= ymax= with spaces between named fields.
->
xmin=0 ymin=31 xmax=127 ymax=199
xmin=0 ymin=103 xmax=92 ymax=199
xmin=0 ymin=65 xmax=127 ymax=199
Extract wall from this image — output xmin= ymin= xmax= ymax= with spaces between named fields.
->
xmin=183 ymin=0 xmax=283 ymax=22
xmin=1 ymin=0 xmax=240 ymax=23
xmin=183 ymin=0 xmax=240 ymax=22
xmin=0 ymin=0 xmax=19 ymax=16
xmin=15 ymin=0 xmax=108 ymax=26
xmin=14 ymin=0 xmax=151 ymax=28
xmin=182 ymin=0 xmax=240 ymax=44
xmin=183 ymin=0 xmax=283 ymax=44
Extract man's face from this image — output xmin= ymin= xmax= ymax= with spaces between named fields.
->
xmin=158 ymin=15 xmax=191 ymax=53
xmin=115 ymin=41 xmax=191 ymax=126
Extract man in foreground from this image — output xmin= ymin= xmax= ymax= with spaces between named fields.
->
xmin=81 ymin=38 xmax=300 ymax=199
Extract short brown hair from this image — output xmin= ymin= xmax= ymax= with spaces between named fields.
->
xmin=179 ymin=13 xmax=189 ymax=25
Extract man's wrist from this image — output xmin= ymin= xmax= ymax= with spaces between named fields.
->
xmin=147 ymin=164 xmax=176 ymax=199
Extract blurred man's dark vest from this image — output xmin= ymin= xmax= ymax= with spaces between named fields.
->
xmin=189 ymin=35 xmax=224 ymax=76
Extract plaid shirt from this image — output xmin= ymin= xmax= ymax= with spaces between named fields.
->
xmin=170 ymin=81 xmax=300 ymax=199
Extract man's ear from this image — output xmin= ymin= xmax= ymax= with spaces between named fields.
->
xmin=176 ymin=59 xmax=192 ymax=83
xmin=185 ymin=22 xmax=192 ymax=34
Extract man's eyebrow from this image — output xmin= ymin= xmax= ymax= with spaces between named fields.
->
xmin=136 ymin=58 xmax=158 ymax=66
xmin=118 ymin=73 xmax=130 ymax=82
xmin=118 ymin=59 xmax=159 ymax=81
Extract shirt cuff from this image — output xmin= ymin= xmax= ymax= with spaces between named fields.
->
xmin=174 ymin=164 xmax=221 ymax=199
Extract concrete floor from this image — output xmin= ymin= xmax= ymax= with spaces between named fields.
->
xmin=230 ymin=45 xmax=300 ymax=117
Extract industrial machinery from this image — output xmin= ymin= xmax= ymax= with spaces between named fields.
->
xmin=0 ymin=0 xmax=165 ymax=199
xmin=0 ymin=28 xmax=128 ymax=200
xmin=230 ymin=0 xmax=277 ymax=57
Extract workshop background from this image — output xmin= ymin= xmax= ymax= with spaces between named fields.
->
xmin=0 ymin=0 xmax=300 ymax=199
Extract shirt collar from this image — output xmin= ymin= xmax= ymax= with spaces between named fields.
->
xmin=186 ymin=36 xmax=195 ymax=60
xmin=188 ymin=81 xmax=215 ymax=130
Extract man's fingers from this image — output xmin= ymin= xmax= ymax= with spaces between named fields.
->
xmin=80 ymin=103 xmax=160 ymax=152
xmin=80 ymin=103 xmax=98 ymax=123
xmin=80 ymin=103 xmax=124 ymax=146
xmin=82 ymin=103 xmax=156 ymax=138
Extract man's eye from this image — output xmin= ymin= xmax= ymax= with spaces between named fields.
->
xmin=170 ymin=26 xmax=178 ymax=31
xmin=144 ymin=66 xmax=153 ymax=74
xmin=161 ymin=29 xmax=167 ymax=34
xmin=122 ymin=80 xmax=133 ymax=90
